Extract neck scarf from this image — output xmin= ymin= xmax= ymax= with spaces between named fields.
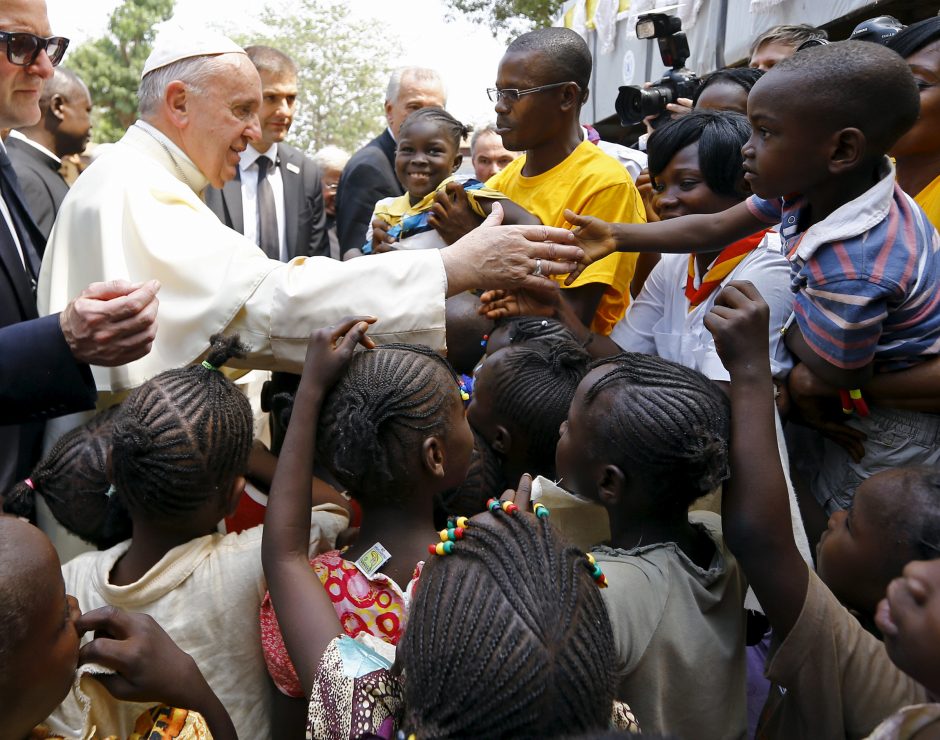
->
xmin=685 ymin=229 xmax=770 ymax=310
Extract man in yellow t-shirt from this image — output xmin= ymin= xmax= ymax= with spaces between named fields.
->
xmin=484 ymin=27 xmax=645 ymax=335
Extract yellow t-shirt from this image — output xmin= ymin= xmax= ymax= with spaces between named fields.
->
xmin=916 ymin=173 xmax=940 ymax=233
xmin=487 ymin=140 xmax=645 ymax=335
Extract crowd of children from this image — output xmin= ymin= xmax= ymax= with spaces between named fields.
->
xmin=6 ymin=14 xmax=940 ymax=740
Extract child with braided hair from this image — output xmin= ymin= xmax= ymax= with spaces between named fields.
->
xmin=3 ymin=407 xmax=131 ymax=550
xmin=364 ymin=106 xmax=538 ymax=254
xmin=258 ymin=325 xmax=474 ymax=706
xmin=467 ymin=322 xmax=590 ymax=484
xmin=262 ymin=317 xmax=638 ymax=738
xmin=555 ymin=352 xmax=748 ymax=739
xmin=48 ymin=334 xmax=349 ymax=740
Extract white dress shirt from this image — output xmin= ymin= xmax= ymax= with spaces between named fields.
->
xmin=239 ymin=142 xmax=287 ymax=261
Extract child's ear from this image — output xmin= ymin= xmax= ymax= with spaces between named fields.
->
xmin=597 ymin=465 xmax=626 ymax=507
xmin=828 ymin=127 xmax=866 ymax=175
xmin=451 ymin=153 xmax=463 ymax=173
xmin=422 ymin=436 xmax=446 ymax=478
xmin=223 ymin=475 xmax=246 ymax=516
xmin=490 ymin=425 xmax=512 ymax=456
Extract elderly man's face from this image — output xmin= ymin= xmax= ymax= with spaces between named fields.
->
xmin=385 ymin=73 xmax=445 ymax=139
xmin=0 ymin=0 xmax=55 ymax=130
xmin=181 ymin=54 xmax=262 ymax=188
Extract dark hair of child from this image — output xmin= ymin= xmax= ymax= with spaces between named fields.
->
xmin=481 ymin=335 xmax=590 ymax=476
xmin=484 ymin=316 xmax=575 ymax=359
xmin=315 ymin=344 xmax=462 ymax=505
xmin=771 ymin=40 xmax=919 ymax=153
xmin=399 ymin=106 xmax=471 ymax=152
xmin=437 ymin=428 xmax=507 ymax=523
xmin=691 ymin=67 xmax=764 ymax=107
xmin=584 ymin=353 xmax=730 ymax=511
xmin=111 ymin=334 xmax=254 ymax=519
xmin=886 ymin=16 xmax=940 ymax=59
xmin=647 ymin=110 xmax=752 ymax=197
xmin=506 ymin=27 xmax=593 ymax=95
xmin=397 ymin=509 xmax=617 ymax=737
xmin=886 ymin=467 xmax=940 ymax=562
xmin=3 ymin=407 xmax=131 ymax=549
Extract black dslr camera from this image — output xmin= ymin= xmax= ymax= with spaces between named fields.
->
xmin=615 ymin=13 xmax=699 ymax=126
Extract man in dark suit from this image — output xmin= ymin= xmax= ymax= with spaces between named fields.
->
xmin=6 ymin=66 xmax=90 ymax=247
xmin=205 ymin=45 xmax=329 ymax=261
xmin=0 ymin=0 xmax=159 ymax=497
xmin=336 ymin=67 xmax=446 ymax=259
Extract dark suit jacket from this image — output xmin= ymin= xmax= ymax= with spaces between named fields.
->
xmin=204 ymin=142 xmax=330 ymax=260
xmin=5 ymin=135 xmax=69 ymax=248
xmin=335 ymin=128 xmax=403 ymax=256
xmin=0 ymin=168 xmax=95 ymax=494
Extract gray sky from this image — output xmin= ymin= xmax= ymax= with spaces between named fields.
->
xmin=45 ymin=0 xmax=508 ymax=127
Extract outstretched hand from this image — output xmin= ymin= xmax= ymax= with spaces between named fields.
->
xmin=61 ymin=279 xmax=161 ymax=367
xmin=478 ymin=286 xmax=559 ymax=320
xmin=440 ymin=202 xmax=583 ymax=297
xmin=302 ymin=316 xmax=377 ymax=391
xmin=563 ymin=209 xmax=617 ymax=285
xmin=703 ymin=281 xmax=771 ymax=375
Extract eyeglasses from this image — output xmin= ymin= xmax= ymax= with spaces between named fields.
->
xmin=486 ymin=81 xmax=579 ymax=104
xmin=0 ymin=31 xmax=70 ymax=68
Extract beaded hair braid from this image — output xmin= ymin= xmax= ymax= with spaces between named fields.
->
xmin=111 ymin=335 xmax=254 ymax=518
xmin=585 ymin=353 xmax=730 ymax=507
xmin=399 ymin=512 xmax=616 ymax=737
xmin=316 ymin=344 xmax=461 ymax=504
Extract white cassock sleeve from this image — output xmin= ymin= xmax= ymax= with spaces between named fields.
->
xmin=37 ymin=124 xmax=447 ymax=394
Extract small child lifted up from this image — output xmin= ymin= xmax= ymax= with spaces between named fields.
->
xmin=566 ymin=40 xmax=940 ymax=513
xmin=363 ymin=107 xmax=538 ymax=253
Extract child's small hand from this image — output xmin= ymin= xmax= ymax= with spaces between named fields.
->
xmin=303 ymin=316 xmax=377 ymax=390
xmin=478 ymin=287 xmax=559 ymax=320
xmin=470 ymin=473 xmax=537 ymax=527
xmin=564 ymin=209 xmax=616 ymax=285
xmin=370 ymin=218 xmax=397 ymax=253
xmin=430 ymin=181 xmax=483 ymax=245
xmin=77 ymin=606 xmax=212 ymax=707
xmin=704 ymin=281 xmax=771 ymax=376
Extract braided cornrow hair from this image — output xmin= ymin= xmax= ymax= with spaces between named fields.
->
xmin=399 ymin=106 xmax=471 ymax=151
xmin=3 ymin=407 xmax=130 ymax=549
xmin=316 ymin=344 xmax=462 ymax=504
xmin=486 ymin=316 xmax=574 ymax=356
xmin=398 ymin=512 xmax=616 ymax=738
xmin=438 ymin=429 xmax=507 ymax=520
xmin=483 ymin=335 xmax=590 ymax=478
xmin=111 ymin=334 xmax=253 ymax=519
xmin=585 ymin=353 xmax=730 ymax=510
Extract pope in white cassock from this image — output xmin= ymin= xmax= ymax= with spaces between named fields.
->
xmin=37 ymin=32 xmax=582 ymax=400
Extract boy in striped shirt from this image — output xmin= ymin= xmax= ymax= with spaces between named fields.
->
xmin=563 ymin=40 xmax=940 ymax=514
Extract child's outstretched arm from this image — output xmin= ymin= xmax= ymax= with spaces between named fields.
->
xmin=262 ymin=316 xmax=376 ymax=698
xmin=704 ymin=281 xmax=808 ymax=639
xmin=564 ymin=201 xmax=765 ymax=284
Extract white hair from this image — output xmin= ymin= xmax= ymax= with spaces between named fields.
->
xmin=312 ymin=145 xmax=351 ymax=172
xmin=137 ymin=55 xmax=236 ymax=117
xmin=470 ymin=122 xmax=501 ymax=156
xmin=385 ymin=66 xmax=446 ymax=104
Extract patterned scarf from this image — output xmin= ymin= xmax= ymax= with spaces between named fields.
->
xmin=685 ymin=229 xmax=770 ymax=310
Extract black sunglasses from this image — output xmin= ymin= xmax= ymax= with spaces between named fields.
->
xmin=0 ymin=31 xmax=69 ymax=67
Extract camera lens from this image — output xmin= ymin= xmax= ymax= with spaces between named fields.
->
xmin=615 ymin=85 xmax=673 ymax=126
